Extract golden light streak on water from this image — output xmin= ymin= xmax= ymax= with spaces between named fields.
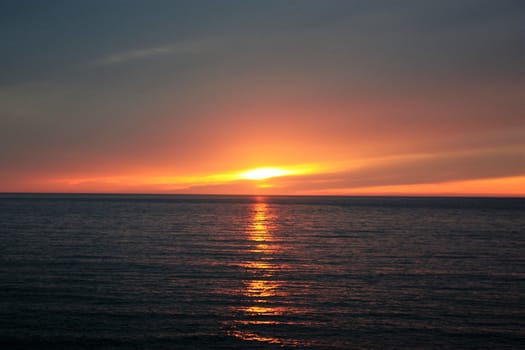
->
xmin=227 ymin=199 xmax=294 ymax=345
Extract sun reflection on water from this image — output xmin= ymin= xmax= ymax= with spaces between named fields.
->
xmin=226 ymin=199 xmax=291 ymax=345
xmin=248 ymin=202 xmax=273 ymax=242
xmin=243 ymin=279 xmax=282 ymax=298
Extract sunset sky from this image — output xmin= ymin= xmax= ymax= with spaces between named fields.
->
xmin=1 ymin=1 xmax=524 ymax=196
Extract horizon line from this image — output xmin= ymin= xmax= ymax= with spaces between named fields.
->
xmin=0 ymin=192 xmax=523 ymax=199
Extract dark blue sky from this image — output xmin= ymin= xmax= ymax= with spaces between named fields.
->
xmin=1 ymin=1 xmax=522 ymax=82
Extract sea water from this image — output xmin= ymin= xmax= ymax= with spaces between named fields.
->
xmin=1 ymin=194 xmax=524 ymax=349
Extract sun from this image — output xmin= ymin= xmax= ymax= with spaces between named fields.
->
xmin=239 ymin=167 xmax=293 ymax=181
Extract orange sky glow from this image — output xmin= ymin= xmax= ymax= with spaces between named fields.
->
xmin=1 ymin=2 xmax=523 ymax=197
xmin=7 ymin=160 xmax=524 ymax=196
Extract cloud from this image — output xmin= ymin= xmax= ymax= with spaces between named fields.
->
xmin=269 ymin=147 xmax=525 ymax=193
xmin=96 ymin=46 xmax=175 ymax=64
xmin=94 ymin=40 xmax=211 ymax=65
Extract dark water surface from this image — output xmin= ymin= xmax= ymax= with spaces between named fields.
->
xmin=1 ymin=194 xmax=524 ymax=349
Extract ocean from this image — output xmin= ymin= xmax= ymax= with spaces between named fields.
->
xmin=1 ymin=194 xmax=524 ymax=349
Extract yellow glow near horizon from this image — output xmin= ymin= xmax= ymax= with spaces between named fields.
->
xmin=239 ymin=167 xmax=293 ymax=181
xmin=52 ymin=164 xmax=320 ymax=192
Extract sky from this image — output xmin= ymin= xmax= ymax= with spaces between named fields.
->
xmin=1 ymin=0 xmax=524 ymax=196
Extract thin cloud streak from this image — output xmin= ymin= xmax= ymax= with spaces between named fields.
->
xmin=97 ymin=46 xmax=175 ymax=65
xmin=94 ymin=39 xmax=214 ymax=65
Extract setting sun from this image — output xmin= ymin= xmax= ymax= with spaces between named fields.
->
xmin=239 ymin=167 xmax=294 ymax=181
